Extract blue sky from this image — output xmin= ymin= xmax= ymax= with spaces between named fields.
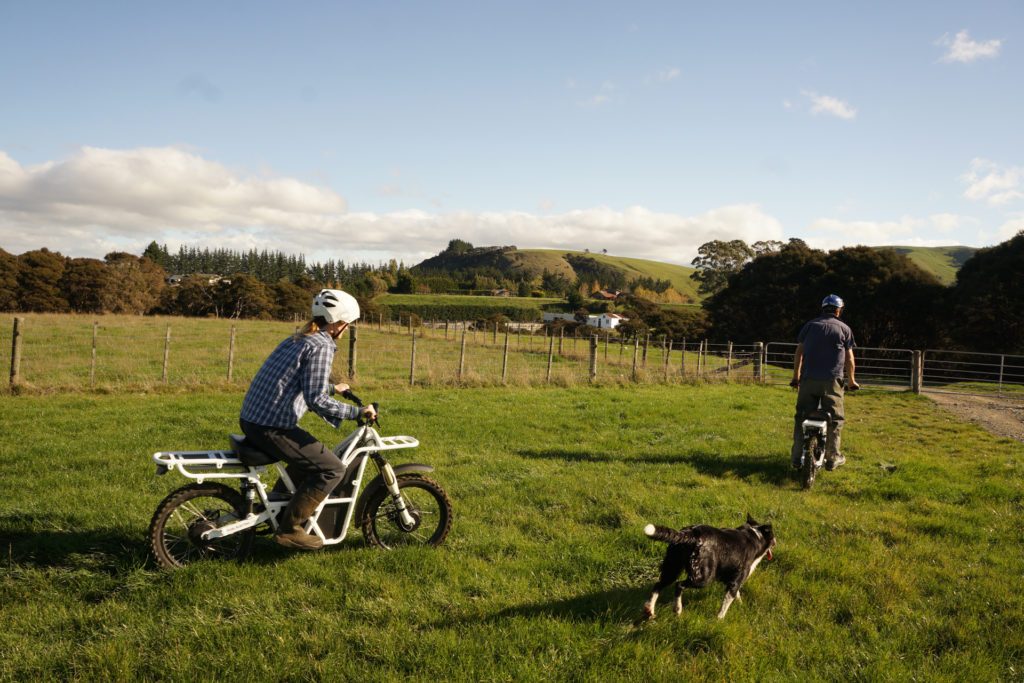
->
xmin=1 ymin=1 xmax=1021 ymax=267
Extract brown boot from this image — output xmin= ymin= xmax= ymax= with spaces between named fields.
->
xmin=275 ymin=489 xmax=327 ymax=550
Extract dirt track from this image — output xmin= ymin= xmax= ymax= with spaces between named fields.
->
xmin=926 ymin=392 xmax=1024 ymax=442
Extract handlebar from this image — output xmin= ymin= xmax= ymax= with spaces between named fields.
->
xmin=341 ymin=389 xmax=379 ymax=427
xmin=789 ymin=379 xmax=860 ymax=391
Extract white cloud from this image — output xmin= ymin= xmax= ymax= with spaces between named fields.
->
xmin=645 ymin=67 xmax=681 ymax=84
xmin=801 ymin=90 xmax=856 ymax=119
xmin=0 ymin=146 xmax=787 ymax=266
xmin=995 ymin=213 xmax=1024 ymax=242
xmin=808 ymin=216 xmax=921 ymax=246
xmin=936 ymin=29 xmax=1002 ymax=63
xmin=806 ymin=213 xmax=982 ymax=251
xmin=578 ymin=81 xmax=617 ymax=107
xmin=959 ymin=158 xmax=1023 ymax=206
xmin=928 ymin=213 xmax=978 ymax=234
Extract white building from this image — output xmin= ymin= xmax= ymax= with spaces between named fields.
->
xmin=542 ymin=312 xmax=628 ymax=329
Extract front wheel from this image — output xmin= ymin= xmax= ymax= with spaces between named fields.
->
xmin=148 ymin=483 xmax=254 ymax=569
xmin=361 ymin=474 xmax=453 ymax=549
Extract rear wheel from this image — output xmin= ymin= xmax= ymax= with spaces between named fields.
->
xmin=148 ymin=483 xmax=254 ymax=568
xmin=361 ymin=474 xmax=453 ymax=549
xmin=802 ymin=440 xmax=819 ymax=490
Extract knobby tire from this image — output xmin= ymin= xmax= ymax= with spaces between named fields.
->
xmin=361 ymin=474 xmax=453 ymax=550
xmin=148 ymin=482 xmax=254 ymax=569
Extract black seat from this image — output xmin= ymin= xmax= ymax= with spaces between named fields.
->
xmin=229 ymin=434 xmax=279 ymax=466
xmin=804 ymin=409 xmax=832 ymax=422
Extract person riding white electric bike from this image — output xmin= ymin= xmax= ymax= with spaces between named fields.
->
xmin=147 ymin=289 xmax=453 ymax=568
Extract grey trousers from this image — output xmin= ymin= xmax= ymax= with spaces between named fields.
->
xmin=240 ymin=419 xmax=344 ymax=494
xmin=791 ymin=377 xmax=845 ymax=460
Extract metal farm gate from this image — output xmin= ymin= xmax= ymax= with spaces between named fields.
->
xmin=764 ymin=343 xmax=916 ymax=391
xmin=922 ymin=350 xmax=1024 ymax=399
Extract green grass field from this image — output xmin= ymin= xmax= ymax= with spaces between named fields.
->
xmin=1 ymin=384 xmax=1021 ymax=681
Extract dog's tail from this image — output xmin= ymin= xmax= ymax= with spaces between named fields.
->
xmin=643 ymin=523 xmax=695 ymax=545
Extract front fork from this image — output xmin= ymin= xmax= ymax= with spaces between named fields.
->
xmin=372 ymin=453 xmax=417 ymax=529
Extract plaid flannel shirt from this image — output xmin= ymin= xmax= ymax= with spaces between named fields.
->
xmin=240 ymin=331 xmax=358 ymax=429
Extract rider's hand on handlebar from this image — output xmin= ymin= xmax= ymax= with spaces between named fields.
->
xmin=846 ymin=379 xmax=861 ymax=391
xmin=789 ymin=378 xmax=800 ymax=389
xmin=359 ymin=404 xmax=377 ymax=422
xmin=333 ymin=382 xmax=350 ymax=395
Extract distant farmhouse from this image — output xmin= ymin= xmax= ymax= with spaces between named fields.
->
xmin=166 ymin=274 xmax=227 ymax=285
xmin=542 ymin=312 xmax=628 ymax=329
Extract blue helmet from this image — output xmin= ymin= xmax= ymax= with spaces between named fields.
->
xmin=821 ymin=294 xmax=844 ymax=309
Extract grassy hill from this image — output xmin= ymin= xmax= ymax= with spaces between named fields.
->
xmin=516 ymin=249 xmax=701 ymax=300
xmin=877 ymin=245 xmax=977 ymax=285
xmin=412 ymin=244 xmax=975 ymax=306
xmin=414 ymin=246 xmax=701 ymax=300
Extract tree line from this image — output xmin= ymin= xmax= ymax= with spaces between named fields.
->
xmin=690 ymin=233 xmax=1024 ymax=355
xmin=2 ymin=233 xmax=1021 ymax=355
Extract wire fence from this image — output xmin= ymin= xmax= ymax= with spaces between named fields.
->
xmin=3 ymin=313 xmax=1022 ymax=400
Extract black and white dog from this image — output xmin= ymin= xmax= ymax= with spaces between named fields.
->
xmin=643 ymin=514 xmax=775 ymax=620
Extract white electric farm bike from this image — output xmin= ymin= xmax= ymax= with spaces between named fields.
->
xmin=796 ymin=408 xmax=831 ymax=490
xmin=147 ymin=392 xmax=453 ymax=569
xmin=792 ymin=382 xmax=858 ymax=490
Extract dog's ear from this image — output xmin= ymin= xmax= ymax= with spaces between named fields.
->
xmin=746 ymin=512 xmax=757 ymax=526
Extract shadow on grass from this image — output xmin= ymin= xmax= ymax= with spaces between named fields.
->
xmin=1 ymin=525 xmax=147 ymax=573
xmin=0 ymin=517 xmax=365 ymax=572
xmin=517 ymin=448 xmax=792 ymax=485
xmin=439 ymin=586 xmax=727 ymax=652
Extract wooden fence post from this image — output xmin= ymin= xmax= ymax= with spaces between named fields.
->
xmin=348 ymin=324 xmax=358 ymax=379
xmin=912 ymin=350 xmax=922 ymax=394
xmin=91 ymin=321 xmax=98 ymax=387
xmin=409 ymin=329 xmax=417 ymax=386
xmin=227 ymin=325 xmax=236 ymax=382
xmin=632 ymin=337 xmax=639 ymax=381
xmin=680 ymin=338 xmax=687 ymax=376
xmin=502 ymin=329 xmax=510 ymax=383
xmin=10 ymin=317 xmax=23 ymax=387
xmin=546 ymin=336 xmax=554 ymax=383
xmin=727 ymin=342 xmax=733 ymax=380
xmin=458 ymin=330 xmax=467 ymax=382
xmin=589 ymin=335 xmax=598 ymax=382
xmin=754 ymin=342 xmax=763 ymax=382
xmin=664 ymin=339 xmax=671 ymax=382
xmin=162 ymin=325 xmax=171 ymax=382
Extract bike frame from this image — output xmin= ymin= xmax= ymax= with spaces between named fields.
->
xmin=152 ymin=423 xmax=419 ymax=546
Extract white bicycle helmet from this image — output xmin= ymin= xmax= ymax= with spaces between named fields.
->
xmin=312 ymin=289 xmax=360 ymax=324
